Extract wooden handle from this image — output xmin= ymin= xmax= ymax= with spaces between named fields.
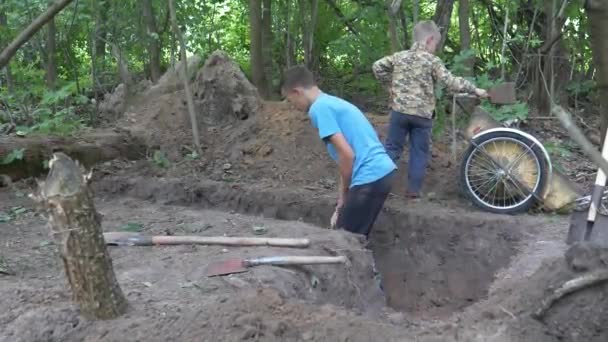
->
xmin=587 ymin=127 xmax=608 ymax=222
xmin=244 ymin=255 xmax=348 ymax=266
xmin=150 ymin=236 xmax=310 ymax=248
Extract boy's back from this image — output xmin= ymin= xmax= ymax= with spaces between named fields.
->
xmin=373 ymin=42 xmax=477 ymax=120
xmin=309 ymin=93 xmax=395 ymax=187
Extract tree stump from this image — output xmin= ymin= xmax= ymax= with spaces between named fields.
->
xmin=35 ymin=152 xmax=127 ymax=319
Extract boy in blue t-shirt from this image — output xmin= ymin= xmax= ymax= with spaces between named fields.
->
xmin=281 ymin=66 xmax=396 ymax=238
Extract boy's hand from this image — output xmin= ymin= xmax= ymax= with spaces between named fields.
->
xmin=474 ymin=88 xmax=489 ymax=98
xmin=330 ymin=203 xmax=343 ymax=229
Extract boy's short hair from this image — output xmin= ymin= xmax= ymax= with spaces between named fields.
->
xmin=281 ymin=65 xmax=316 ymax=92
xmin=413 ymin=20 xmax=440 ymax=43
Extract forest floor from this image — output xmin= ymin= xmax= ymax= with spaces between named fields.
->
xmin=1 ymin=54 xmax=607 ymax=341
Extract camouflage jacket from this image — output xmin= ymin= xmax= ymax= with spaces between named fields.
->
xmin=372 ymin=42 xmax=478 ymax=119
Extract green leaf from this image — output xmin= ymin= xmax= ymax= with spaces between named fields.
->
xmin=0 ymin=213 xmax=11 ymax=223
xmin=0 ymin=148 xmax=25 ymax=165
xmin=11 ymin=206 xmax=27 ymax=215
xmin=153 ymin=150 xmax=171 ymax=168
xmin=120 ymin=222 xmax=144 ymax=232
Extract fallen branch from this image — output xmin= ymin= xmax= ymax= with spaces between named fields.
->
xmin=533 ymin=270 xmax=608 ymax=319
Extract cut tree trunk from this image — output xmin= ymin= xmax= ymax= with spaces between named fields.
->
xmin=36 ymin=152 xmax=127 ymax=319
xmin=586 ymin=0 xmax=608 ymax=144
xmin=0 ymin=129 xmax=145 ymax=182
xmin=0 ymin=0 xmax=75 ymax=69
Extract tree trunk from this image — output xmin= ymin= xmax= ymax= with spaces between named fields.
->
xmin=0 ymin=0 xmax=75 ymax=69
xmin=110 ymin=43 xmax=131 ymax=97
xmin=399 ymin=5 xmax=409 ymax=48
xmin=46 ymin=17 xmax=57 ymax=90
xmin=36 ymin=153 xmax=127 ymax=320
xmin=169 ymin=0 xmax=202 ymax=153
xmin=387 ymin=0 xmax=400 ymax=52
xmin=249 ymin=0 xmax=269 ymax=98
xmin=538 ymin=0 xmax=557 ymax=115
xmin=413 ymin=0 xmax=419 ymax=25
xmin=306 ymin=0 xmax=319 ymax=70
xmin=141 ymin=0 xmax=161 ymax=83
xmin=94 ymin=0 xmax=108 ymax=65
xmin=0 ymin=1 xmax=13 ymax=92
xmin=261 ymin=0 xmax=273 ymax=97
xmin=432 ymin=0 xmax=456 ymax=54
xmin=458 ymin=0 xmax=473 ymax=76
xmin=586 ymin=0 xmax=608 ymax=144
xmin=284 ymin=0 xmax=295 ymax=68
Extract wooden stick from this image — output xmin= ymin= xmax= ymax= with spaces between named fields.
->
xmin=244 ymin=255 xmax=347 ymax=266
xmin=553 ymin=105 xmax=608 ymax=177
xmin=103 ymin=232 xmax=310 ymax=248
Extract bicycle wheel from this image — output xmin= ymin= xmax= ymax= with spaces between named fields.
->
xmin=460 ymin=130 xmax=548 ymax=214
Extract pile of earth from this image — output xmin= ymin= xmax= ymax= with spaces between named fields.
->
xmin=96 ymin=50 xmax=465 ymax=201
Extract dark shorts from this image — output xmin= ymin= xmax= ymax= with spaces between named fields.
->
xmin=337 ymin=170 xmax=395 ymax=238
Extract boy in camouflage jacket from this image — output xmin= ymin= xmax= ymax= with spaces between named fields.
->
xmin=372 ymin=20 xmax=487 ymax=198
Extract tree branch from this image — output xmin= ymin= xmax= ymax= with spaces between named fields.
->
xmin=0 ymin=0 xmax=75 ymax=69
xmin=324 ymin=0 xmax=360 ymax=36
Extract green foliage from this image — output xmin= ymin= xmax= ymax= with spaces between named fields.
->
xmin=545 ymin=140 xmax=573 ymax=159
xmin=566 ymin=79 xmax=595 ymax=97
xmin=152 ymin=150 xmax=170 ymax=168
xmin=120 ymin=222 xmax=144 ymax=232
xmin=481 ymin=101 xmax=529 ymax=122
xmin=0 ymin=206 xmax=29 ymax=223
xmin=0 ymin=148 xmax=25 ymax=165
xmin=0 ymin=0 xmax=597 ymax=137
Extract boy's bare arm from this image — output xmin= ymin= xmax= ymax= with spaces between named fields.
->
xmin=431 ymin=58 xmax=481 ymax=95
xmin=372 ymin=55 xmax=395 ymax=84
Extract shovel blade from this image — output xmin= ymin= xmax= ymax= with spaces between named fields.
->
xmin=206 ymin=259 xmax=248 ymax=277
xmin=567 ymin=210 xmax=591 ymax=245
xmin=488 ymin=82 xmax=516 ymax=104
xmin=588 ymin=212 xmax=608 ymax=247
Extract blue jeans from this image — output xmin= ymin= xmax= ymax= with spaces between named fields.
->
xmin=384 ymin=111 xmax=432 ymax=194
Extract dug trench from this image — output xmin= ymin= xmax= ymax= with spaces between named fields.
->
xmin=94 ymin=175 xmax=533 ymax=319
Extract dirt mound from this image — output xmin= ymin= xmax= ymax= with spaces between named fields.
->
xmin=193 ymin=51 xmax=260 ymax=124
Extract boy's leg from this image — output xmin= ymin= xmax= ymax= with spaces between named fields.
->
xmin=337 ymin=171 xmax=395 ymax=238
xmin=384 ymin=111 xmax=409 ymax=163
xmin=406 ymin=115 xmax=432 ymax=194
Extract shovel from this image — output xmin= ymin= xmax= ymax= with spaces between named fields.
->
xmin=450 ymin=82 xmax=517 ymax=159
xmin=487 ymin=82 xmax=517 ymax=105
xmin=206 ymin=255 xmax=348 ymax=277
xmin=567 ymin=127 xmax=608 ymax=246
xmin=103 ymin=232 xmax=310 ymax=248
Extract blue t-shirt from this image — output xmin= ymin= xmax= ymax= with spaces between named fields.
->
xmin=308 ymin=93 xmax=396 ymax=187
